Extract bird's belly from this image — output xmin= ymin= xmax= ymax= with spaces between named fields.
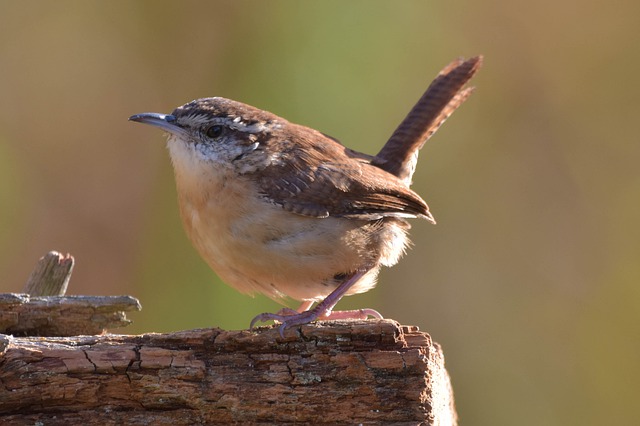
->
xmin=178 ymin=186 xmax=409 ymax=301
xmin=190 ymin=207 xmax=361 ymax=300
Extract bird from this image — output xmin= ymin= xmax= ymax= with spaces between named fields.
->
xmin=129 ymin=56 xmax=482 ymax=336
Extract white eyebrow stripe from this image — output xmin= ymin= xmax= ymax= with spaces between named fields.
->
xmin=181 ymin=113 xmax=282 ymax=133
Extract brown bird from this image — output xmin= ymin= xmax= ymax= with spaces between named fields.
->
xmin=130 ymin=56 xmax=482 ymax=336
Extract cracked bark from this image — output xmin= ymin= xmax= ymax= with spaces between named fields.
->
xmin=0 ymin=319 xmax=457 ymax=425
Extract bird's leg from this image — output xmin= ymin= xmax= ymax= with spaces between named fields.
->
xmin=250 ymin=268 xmax=383 ymax=337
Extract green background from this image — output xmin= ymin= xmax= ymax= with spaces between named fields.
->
xmin=1 ymin=1 xmax=638 ymax=424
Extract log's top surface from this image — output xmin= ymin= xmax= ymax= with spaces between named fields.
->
xmin=1 ymin=318 xmax=430 ymax=353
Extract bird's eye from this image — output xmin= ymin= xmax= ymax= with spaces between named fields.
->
xmin=205 ymin=125 xmax=224 ymax=139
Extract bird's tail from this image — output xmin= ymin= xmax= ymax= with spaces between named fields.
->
xmin=372 ymin=56 xmax=483 ymax=184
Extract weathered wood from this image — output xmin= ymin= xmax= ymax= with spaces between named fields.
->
xmin=0 ymin=293 xmax=141 ymax=337
xmin=23 ymin=251 xmax=74 ymax=296
xmin=0 ymin=319 xmax=457 ymax=425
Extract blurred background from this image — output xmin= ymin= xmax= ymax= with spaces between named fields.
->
xmin=0 ymin=1 xmax=638 ymax=424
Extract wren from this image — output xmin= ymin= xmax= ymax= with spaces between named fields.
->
xmin=129 ymin=56 xmax=482 ymax=336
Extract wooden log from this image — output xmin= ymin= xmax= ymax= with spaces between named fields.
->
xmin=0 ymin=293 xmax=141 ymax=337
xmin=0 ymin=319 xmax=457 ymax=425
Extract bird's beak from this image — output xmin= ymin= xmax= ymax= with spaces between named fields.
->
xmin=129 ymin=112 xmax=188 ymax=138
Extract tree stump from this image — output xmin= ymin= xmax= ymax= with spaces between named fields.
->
xmin=0 ymin=319 xmax=457 ymax=425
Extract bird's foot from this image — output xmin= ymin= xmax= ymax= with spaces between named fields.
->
xmin=250 ymin=307 xmax=383 ymax=338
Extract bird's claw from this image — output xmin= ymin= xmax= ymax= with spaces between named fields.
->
xmin=250 ymin=309 xmax=322 ymax=338
xmin=250 ymin=308 xmax=384 ymax=338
